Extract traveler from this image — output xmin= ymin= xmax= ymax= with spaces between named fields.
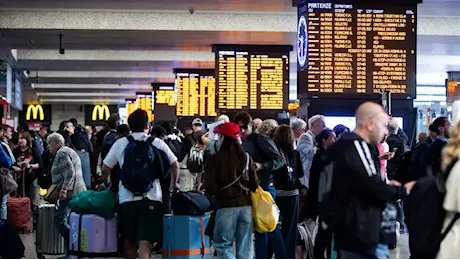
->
xmin=57 ymin=121 xmax=76 ymax=150
xmin=234 ymin=111 xmax=286 ymax=259
xmin=427 ymin=123 xmax=437 ymax=144
xmin=102 ymin=109 xmax=179 ymax=259
xmin=204 ymin=122 xmax=258 ymax=259
xmin=68 ymin=118 xmax=93 ymax=188
xmin=438 ymin=121 xmax=460 ymax=258
xmin=272 ymin=125 xmax=303 ymax=259
xmin=333 ymin=124 xmax=350 ymax=138
xmin=202 ymin=114 xmax=231 ymax=155
xmin=37 ymin=126 xmax=48 ymax=153
xmin=424 ymin=117 xmax=451 ymax=176
xmin=258 ymin=119 xmax=279 ymax=139
xmin=0 ymin=126 xmax=13 ymax=220
xmin=386 ymin=119 xmax=407 ymax=180
xmin=179 ymin=118 xmax=203 ymax=191
xmin=253 ymin=118 xmax=263 ymax=130
xmin=417 ymin=132 xmax=428 ymax=143
xmin=291 ymin=118 xmax=307 ymax=141
xmin=47 ymin=133 xmax=87 ymax=255
xmin=326 ymin=102 xmax=415 ymax=259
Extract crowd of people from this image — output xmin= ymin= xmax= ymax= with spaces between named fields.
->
xmin=2 ymin=101 xmax=460 ymax=259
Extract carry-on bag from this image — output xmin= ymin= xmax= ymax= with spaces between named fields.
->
xmin=171 ymin=191 xmax=211 ymax=216
xmin=7 ymin=170 xmax=31 ymax=232
xmin=68 ymin=213 xmax=118 ymax=259
xmin=0 ymin=219 xmax=25 ymax=259
xmin=163 ymin=214 xmax=211 ymax=259
xmin=36 ymin=204 xmax=65 ymax=258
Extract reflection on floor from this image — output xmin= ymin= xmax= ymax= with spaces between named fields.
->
xmin=20 ymin=232 xmax=411 ymax=259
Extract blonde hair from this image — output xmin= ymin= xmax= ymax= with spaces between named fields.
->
xmin=258 ymin=119 xmax=279 ymax=138
xmin=442 ymin=121 xmax=460 ymax=171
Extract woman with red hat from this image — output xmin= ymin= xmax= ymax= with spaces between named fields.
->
xmin=204 ymin=122 xmax=259 ymax=259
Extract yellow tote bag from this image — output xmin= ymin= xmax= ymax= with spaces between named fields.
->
xmin=251 ymin=186 xmax=280 ymax=233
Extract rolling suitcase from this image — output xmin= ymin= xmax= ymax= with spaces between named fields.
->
xmin=36 ymin=204 xmax=65 ymax=258
xmin=68 ymin=213 xmax=118 ymax=259
xmin=163 ymin=214 xmax=211 ymax=259
xmin=0 ymin=219 xmax=25 ymax=259
xmin=7 ymin=171 xmax=31 ymax=233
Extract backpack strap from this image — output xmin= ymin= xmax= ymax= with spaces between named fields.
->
xmin=441 ymin=212 xmax=460 ymax=242
xmin=220 ymin=153 xmax=250 ymax=191
xmin=126 ymin=135 xmax=135 ymax=143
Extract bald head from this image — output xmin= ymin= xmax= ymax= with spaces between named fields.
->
xmin=354 ymin=102 xmax=389 ymax=144
xmin=253 ymin=118 xmax=263 ymax=129
xmin=217 ymin=114 xmax=230 ymax=123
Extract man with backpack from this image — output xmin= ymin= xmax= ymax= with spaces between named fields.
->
xmin=102 ymin=109 xmax=179 ymax=259
xmin=68 ymin=118 xmax=93 ymax=188
xmin=319 ymin=102 xmax=415 ymax=259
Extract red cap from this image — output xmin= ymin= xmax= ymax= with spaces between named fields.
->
xmin=213 ymin=122 xmax=241 ymax=138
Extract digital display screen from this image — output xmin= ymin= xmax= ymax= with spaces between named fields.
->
xmin=155 ymin=86 xmax=176 ymax=107
xmin=297 ymin=2 xmax=416 ymax=98
xmin=174 ymin=69 xmax=216 ymax=117
xmin=325 ymin=115 xmax=403 ymax=130
xmin=213 ymin=45 xmax=292 ymax=111
xmin=136 ymin=93 xmax=154 ymax=122
xmin=126 ymin=99 xmax=137 ymax=119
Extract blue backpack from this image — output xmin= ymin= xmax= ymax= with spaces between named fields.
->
xmin=121 ymin=136 xmax=157 ymax=196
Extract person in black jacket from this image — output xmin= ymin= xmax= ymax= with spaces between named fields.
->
xmin=424 ymin=117 xmax=451 ymax=176
xmin=68 ymin=118 xmax=93 ymax=188
xmin=326 ymin=102 xmax=416 ymax=258
xmin=234 ymin=111 xmax=286 ymax=259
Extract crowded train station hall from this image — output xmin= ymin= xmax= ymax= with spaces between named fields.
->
xmin=0 ymin=0 xmax=459 ymax=258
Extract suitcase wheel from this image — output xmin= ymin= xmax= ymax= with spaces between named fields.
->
xmin=37 ymin=253 xmax=45 ymax=259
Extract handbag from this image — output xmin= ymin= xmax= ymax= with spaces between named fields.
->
xmin=0 ymin=168 xmax=18 ymax=197
xmin=43 ymin=183 xmax=62 ymax=204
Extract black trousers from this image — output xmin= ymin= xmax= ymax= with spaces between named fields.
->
xmin=276 ymin=195 xmax=299 ymax=259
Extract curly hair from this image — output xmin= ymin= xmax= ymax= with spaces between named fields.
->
xmin=258 ymin=119 xmax=279 ymax=139
xmin=442 ymin=121 xmax=460 ymax=171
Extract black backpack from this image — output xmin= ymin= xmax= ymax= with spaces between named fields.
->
xmin=187 ymin=143 xmax=204 ymax=173
xmin=101 ymin=131 xmax=117 ymax=161
xmin=121 ymin=136 xmax=157 ymax=196
xmin=317 ymin=161 xmax=344 ymax=232
xmin=404 ymin=157 xmax=459 ymax=254
xmin=273 ymin=149 xmax=298 ymax=191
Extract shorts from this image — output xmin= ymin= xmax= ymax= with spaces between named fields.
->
xmin=118 ymin=199 xmax=163 ymax=244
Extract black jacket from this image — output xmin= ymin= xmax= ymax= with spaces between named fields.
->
xmin=386 ymin=134 xmax=407 ymax=180
xmin=328 ymin=133 xmax=409 ymax=255
xmin=241 ymin=133 xmax=283 ymax=190
xmin=424 ymin=138 xmax=448 ymax=175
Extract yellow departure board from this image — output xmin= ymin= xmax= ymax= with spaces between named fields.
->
xmin=213 ymin=45 xmax=292 ymax=111
xmin=297 ymin=2 xmax=416 ymax=98
xmin=126 ymin=100 xmax=137 ymax=119
xmin=136 ymin=93 xmax=154 ymax=122
xmin=155 ymin=86 xmax=176 ymax=107
xmin=174 ymin=69 xmax=216 ymax=117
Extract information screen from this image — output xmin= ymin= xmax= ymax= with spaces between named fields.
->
xmin=125 ymin=99 xmax=137 ymax=119
xmin=174 ymin=69 xmax=216 ymax=117
xmin=155 ymin=86 xmax=176 ymax=107
xmin=297 ymin=2 xmax=416 ymax=98
xmin=136 ymin=93 xmax=154 ymax=122
xmin=213 ymin=45 xmax=292 ymax=111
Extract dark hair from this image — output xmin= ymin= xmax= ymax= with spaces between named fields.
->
xmin=117 ymin=124 xmax=130 ymax=138
xmin=91 ymin=125 xmax=97 ymax=134
xmin=234 ymin=111 xmax=252 ymax=126
xmin=432 ymin=117 xmax=448 ymax=135
xmin=273 ymin=125 xmax=296 ymax=149
xmin=69 ymin=118 xmax=78 ymax=126
xmin=40 ymin=126 xmax=48 ymax=131
xmin=0 ymin=124 xmax=11 ymax=133
xmin=10 ymin=131 xmax=19 ymax=146
xmin=20 ymin=131 xmax=32 ymax=147
xmin=173 ymin=129 xmax=180 ymax=135
xmin=152 ymin=126 xmax=167 ymax=138
xmin=107 ymin=113 xmax=120 ymax=130
xmin=128 ymin=109 xmax=148 ymax=132
xmin=161 ymin=123 xmax=172 ymax=135
xmin=194 ymin=130 xmax=205 ymax=145
xmin=59 ymin=121 xmax=68 ymax=131
xmin=333 ymin=124 xmax=350 ymax=137
xmin=95 ymin=129 xmax=109 ymax=146
xmin=18 ymin=121 xmax=29 ymax=132
xmin=57 ymin=129 xmax=75 ymax=149
xmin=315 ymin=128 xmax=334 ymax=148
xmin=429 ymin=123 xmax=436 ymax=133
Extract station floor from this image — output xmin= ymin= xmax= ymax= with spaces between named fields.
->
xmin=20 ymin=232 xmax=411 ymax=259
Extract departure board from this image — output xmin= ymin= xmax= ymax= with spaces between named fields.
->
xmin=297 ymin=2 xmax=416 ymax=98
xmin=174 ymin=69 xmax=216 ymax=117
xmin=213 ymin=45 xmax=292 ymax=111
xmin=154 ymin=86 xmax=176 ymax=107
xmin=136 ymin=93 xmax=154 ymax=122
xmin=126 ymin=99 xmax=137 ymax=119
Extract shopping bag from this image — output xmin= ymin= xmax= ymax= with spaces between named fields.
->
xmin=250 ymin=186 xmax=279 ymax=233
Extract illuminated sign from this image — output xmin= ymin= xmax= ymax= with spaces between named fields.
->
xmin=155 ymin=86 xmax=176 ymax=107
xmin=212 ymin=44 xmax=292 ymax=111
xmin=299 ymin=2 xmax=416 ymax=98
xmin=26 ymin=104 xmax=44 ymax=121
xmin=297 ymin=15 xmax=307 ymax=68
xmin=136 ymin=93 xmax=154 ymax=122
xmin=92 ymin=105 xmax=110 ymax=121
xmin=174 ymin=69 xmax=216 ymax=117
xmin=126 ymin=99 xmax=137 ymax=118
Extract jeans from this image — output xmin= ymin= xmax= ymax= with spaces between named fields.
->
xmin=340 ymin=251 xmax=376 ymax=259
xmin=214 ymin=206 xmax=253 ymax=259
xmin=255 ymin=185 xmax=287 ymax=259
xmin=375 ymin=243 xmax=390 ymax=259
xmin=276 ymin=195 xmax=299 ymax=259
xmin=0 ymin=195 xmax=7 ymax=219
xmin=54 ymin=199 xmax=71 ymax=255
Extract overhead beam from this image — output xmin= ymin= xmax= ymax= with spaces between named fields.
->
xmin=28 ymin=70 xmax=175 ymax=78
xmin=33 ymin=83 xmax=152 ymax=89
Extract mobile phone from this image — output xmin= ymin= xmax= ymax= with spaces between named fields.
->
xmin=392 ymin=148 xmax=398 ymax=153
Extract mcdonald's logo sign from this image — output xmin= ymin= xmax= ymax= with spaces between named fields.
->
xmin=92 ymin=105 xmax=110 ymax=121
xmin=26 ymin=105 xmax=44 ymax=121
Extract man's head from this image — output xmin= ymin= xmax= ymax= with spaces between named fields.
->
xmin=191 ymin=118 xmax=203 ymax=133
xmin=354 ymin=102 xmax=389 ymax=145
xmin=152 ymin=126 xmax=168 ymax=140
xmin=308 ymin=114 xmax=326 ymax=136
xmin=69 ymin=118 xmax=78 ymax=127
xmin=431 ymin=116 xmax=452 ymax=138
xmin=65 ymin=121 xmax=75 ymax=136
xmin=291 ymin=118 xmax=307 ymax=139
xmin=387 ymin=119 xmax=399 ymax=135
xmin=234 ymin=111 xmax=253 ymax=138
xmin=128 ymin=109 xmax=149 ymax=133
xmin=253 ymin=118 xmax=263 ymax=130
xmin=39 ymin=126 xmax=48 ymax=138
xmin=428 ymin=123 xmax=438 ymax=139
xmin=1 ymin=125 xmax=12 ymax=141
xmin=107 ymin=113 xmax=121 ymax=130
xmin=217 ymin=114 xmax=230 ymax=123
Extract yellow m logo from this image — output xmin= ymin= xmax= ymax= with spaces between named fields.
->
xmin=92 ymin=105 xmax=110 ymax=121
xmin=26 ymin=105 xmax=44 ymax=121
